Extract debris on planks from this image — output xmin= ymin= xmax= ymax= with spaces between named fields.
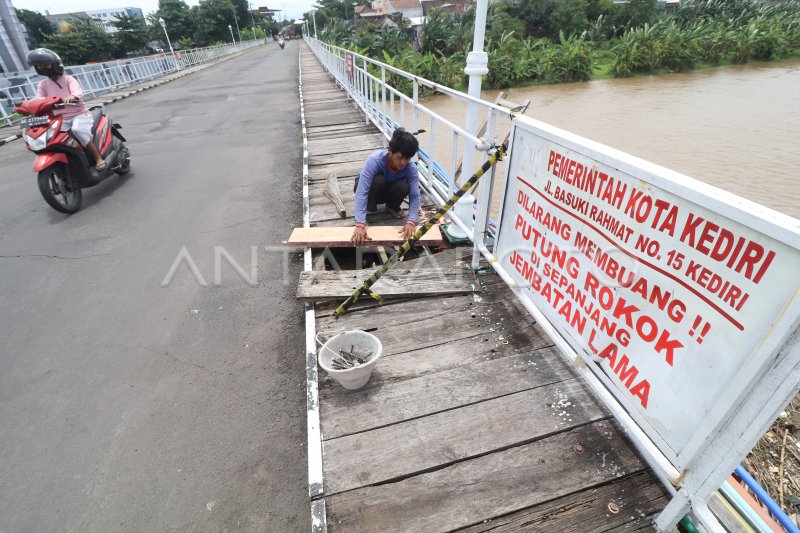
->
xmin=284 ymin=225 xmax=445 ymax=248
xmin=297 ymin=267 xmax=479 ymax=301
xmin=323 ymin=173 xmax=347 ymax=218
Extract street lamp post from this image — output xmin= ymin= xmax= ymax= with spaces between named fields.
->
xmin=231 ymin=7 xmax=242 ymax=42
xmin=158 ymin=17 xmax=179 ymax=70
xmin=448 ymin=0 xmax=489 ymax=240
xmin=311 ymin=10 xmax=318 ymax=39
xmin=228 ymin=24 xmax=236 ymax=45
xmin=248 ymin=2 xmax=258 ymax=41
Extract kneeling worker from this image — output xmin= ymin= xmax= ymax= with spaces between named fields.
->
xmin=351 ymin=128 xmax=420 ymax=246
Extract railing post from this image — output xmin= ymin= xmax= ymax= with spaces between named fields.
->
xmin=0 ymin=99 xmax=11 ymax=126
xmin=472 ymin=109 xmax=497 ymax=268
xmin=428 ymin=119 xmax=436 ymax=188
xmin=449 ymin=131 xmax=458 ymax=194
xmin=412 ymin=79 xmax=419 ymax=138
xmin=381 ymin=65 xmax=387 ymax=146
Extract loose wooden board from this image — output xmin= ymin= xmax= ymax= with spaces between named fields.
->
xmin=284 ymin=226 xmax=444 ymax=247
xmin=322 ymin=174 xmax=347 ymax=218
xmin=297 ymin=267 xmax=478 ymax=301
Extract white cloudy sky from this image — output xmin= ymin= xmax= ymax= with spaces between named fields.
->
xmin=15 ymin=0 xmax=315 ymax=21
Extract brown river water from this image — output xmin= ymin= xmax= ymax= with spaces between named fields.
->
xmin=420 ymin=58 xmax=800 ymax=220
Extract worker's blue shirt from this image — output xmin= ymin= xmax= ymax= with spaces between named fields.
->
xmin=354 ymin=149 xmax=420 ymax=225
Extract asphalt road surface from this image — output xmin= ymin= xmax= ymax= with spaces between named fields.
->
xmin=0 ymin=41 xmax=310 ymax=532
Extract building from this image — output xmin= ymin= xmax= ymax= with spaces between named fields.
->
xmin=383 ymin=0 xmax=423 ymax=19
xmin=0 ymin=0 xmax=30 ymax=73
xmin=84 ymin=7 xmax=145 ymax=33
xmin=45 ymin=12 xmax=105 ymax=34
xmin=420 ymin=0 xmax=475 ymax=15
xmin=255 ymin=6 xmax=281 ymax=20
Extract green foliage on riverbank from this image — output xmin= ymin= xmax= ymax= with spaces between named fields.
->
xmin=310 ymin=0 xmax=800 ymax=90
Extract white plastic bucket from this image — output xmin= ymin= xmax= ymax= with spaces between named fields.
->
xmin=318 ymin=331 xmax=382 ymax=390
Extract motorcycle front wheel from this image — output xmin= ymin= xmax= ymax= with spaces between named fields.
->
xmin=38 ymin=164 xmax=82 ymax=214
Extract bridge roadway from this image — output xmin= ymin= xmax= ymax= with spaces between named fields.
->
xmin=0 ymin=42 xmax=310 ymax=530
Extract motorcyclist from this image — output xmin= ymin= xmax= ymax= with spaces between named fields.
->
xmin=26 ymin=48 xmax=106 ymax=171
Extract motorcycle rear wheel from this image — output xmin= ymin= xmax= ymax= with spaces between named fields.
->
xmin=115 ymin=146 xmax=131 ymax=175
xmin=38 ymin=164 xmax=82 ymax=214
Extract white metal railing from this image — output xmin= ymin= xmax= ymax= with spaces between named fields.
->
xmin=304 ymin=35 xmax=511 ymax=255
xmin=0 ymin=40 xmax=262 ymax=127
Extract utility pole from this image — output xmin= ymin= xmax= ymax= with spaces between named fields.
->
xmin=248 ymin=1 xmax=258 ymax=40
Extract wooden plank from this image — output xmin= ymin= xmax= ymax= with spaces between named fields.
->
xmin=307 ymin=123 xmax=375 ymax=135
xmin=297 ymin=267 xmax=478 ymax=301
xmin=323 ymin=174 xmax=347 ymax=218
xmin=308 ymin=161 xmax=364 ymax=181
xmin=319 ymin=305 xmax=514 ymax=359
xmin=308 ymin=129 xmax=376 ymax=141
xmin=323 ymin=379 xmax=608 ymax=494
xmin=456 ymin=471 xmax=668 ymax=532
xmin=310 ymin=149 xmax=375 ymax=166
xmin=305 ymin=102 xmax=356 ymax=114
xmin=317 ymin=278 xmax=540 ymax=335
xmin=284 ymin=226 xmax=444 ymax=248
xmin=313 ymin=265 xmax=529 ymax=319
xmin=324 ymin=420 xmax=646 ymax=533
xmin=305 ymin=113 xmax=364 ymax=128
xmin=309 ymin=134 xmax=384 ymax=156
xmin=319 ymin=347 xmax=572 ymax=439
xmin=318 ymin=318 xmax=554 ymax=401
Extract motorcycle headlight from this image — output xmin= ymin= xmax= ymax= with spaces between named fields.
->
xmin=23 ymin=121 xmax=59 ymax=152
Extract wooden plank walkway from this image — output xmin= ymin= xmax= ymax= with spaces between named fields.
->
xmin=299 ymin=44 xmax=670 ymax=532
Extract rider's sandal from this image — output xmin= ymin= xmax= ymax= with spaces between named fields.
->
xmin=96 ymin=160 xmax=107 ymax=171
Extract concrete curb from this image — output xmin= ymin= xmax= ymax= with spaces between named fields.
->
xmin=0 ymin=48 xmax=256 ymax=149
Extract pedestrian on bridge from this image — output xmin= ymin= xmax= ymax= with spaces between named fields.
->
xmin=351 ymin=128 xmax=420 ymax=246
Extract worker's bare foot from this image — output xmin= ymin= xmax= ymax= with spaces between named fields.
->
xmin=96 ymin=159 xmax=107 ymax=171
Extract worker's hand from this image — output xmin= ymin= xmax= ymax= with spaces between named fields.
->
xmin=62 ymin=95 xmax=78 ymax=104
xmin=398 ymin=221 xmax=416 ymax=241
xmin=351 ymin=225 xmax=371 ymax=246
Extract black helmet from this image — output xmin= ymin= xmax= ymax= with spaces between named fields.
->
xmin=26 ymin=48 xmax=64 ymax=78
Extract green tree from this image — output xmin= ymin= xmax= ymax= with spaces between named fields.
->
xmin=549 ymin=0 xmax=589 ymax=37
xmin=516 ymin=0 xmax=558 ymax=37
xmin=614 ymin=0 xmax=658 ymax=29
xmin=42 ymin=26 xmax=120 ymax=64
xmin=420 ymin=9 xmax=451 ymax=54
xmin=111 ymin=14 xmax=148 ymax=55
xmin=487 ymin=6 xmax=526 ymax=43
xmin=153 ymin=0 xmax=196 ymax=42
xmin=191 ymin=0 xmax=249 ymax=45
xmin=16 ymin=9 xmax=56 ymax=48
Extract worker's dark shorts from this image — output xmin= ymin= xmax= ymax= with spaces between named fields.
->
xmin=354 ymin=173 xmax=409 ymax=211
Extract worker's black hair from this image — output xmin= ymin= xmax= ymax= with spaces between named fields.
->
xmin=388 ymin=128 xmax=419 ymax=159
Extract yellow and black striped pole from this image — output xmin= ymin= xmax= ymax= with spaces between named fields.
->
xmin=332 ymin=140 xmax=509 ymax=319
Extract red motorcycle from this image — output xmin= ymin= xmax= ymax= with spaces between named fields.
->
xmin=15 ymin=96 xmax=131 ymax=214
